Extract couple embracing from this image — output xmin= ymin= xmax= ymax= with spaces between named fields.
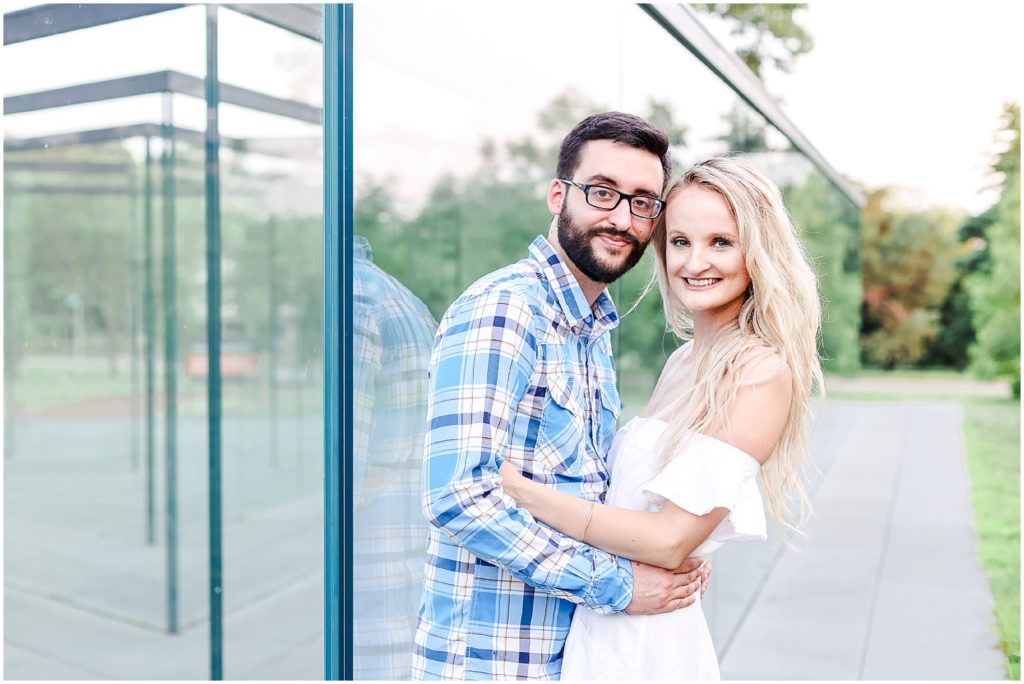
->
xmin=412 ymin=112 xmax=822 ymax=680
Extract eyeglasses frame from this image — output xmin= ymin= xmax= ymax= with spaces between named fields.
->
xmin=558 ymin=178 xmax=665 ymax=219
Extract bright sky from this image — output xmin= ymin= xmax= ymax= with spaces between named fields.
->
xmin=2 ymin=1 xmax=1021 ymax=216
xmin=756 ymin=1 xmax=1023 ymax=214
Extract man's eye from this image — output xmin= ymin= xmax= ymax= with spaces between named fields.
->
xmin=593 ymin=188 xmax=614 ymax=199
xmin=633 ymin=198 xmax=652 ymax=210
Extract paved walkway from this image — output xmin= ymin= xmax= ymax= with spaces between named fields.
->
xmin=3 ymin=401 xmax=1008 ymax=679
xmin=714 ymin=400 xmax=1006 ymax=679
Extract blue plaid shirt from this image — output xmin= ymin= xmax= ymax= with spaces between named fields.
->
xmin=413 ymin=236 xmax=634 ymax=680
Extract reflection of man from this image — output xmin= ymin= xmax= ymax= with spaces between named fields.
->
xmin=413 ymin=113 xmax=706 ymax=680
xmin=352 ymin=235 xmax=438 ymax=680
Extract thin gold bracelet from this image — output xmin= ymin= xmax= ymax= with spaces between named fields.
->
xmin=581 ymin=500 xmax=595 ymax=541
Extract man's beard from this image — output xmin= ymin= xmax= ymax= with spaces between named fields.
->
xmin=557 ymin=205 xmax=648 ymax=284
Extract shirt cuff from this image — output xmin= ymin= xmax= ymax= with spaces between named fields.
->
xmin=580 ymin=549 xmax=634 ymax=615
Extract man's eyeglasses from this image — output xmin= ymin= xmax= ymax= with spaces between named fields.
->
xmin=559 ymin=179 xmax=664 ymax=219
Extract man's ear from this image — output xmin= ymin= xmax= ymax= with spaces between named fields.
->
xmin=547 ymin=178 xmax=566 ymax=216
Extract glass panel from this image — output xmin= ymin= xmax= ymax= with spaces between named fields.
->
xmin=3 ymin=6 xmax=323 ymax=679
xmin=352 ymin=2 xmax=860 ymax=678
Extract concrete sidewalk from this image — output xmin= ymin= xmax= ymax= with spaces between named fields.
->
xmin=3 ymin=401 xmax=1008 ymax=679
xmin=714 ymin=400 xmax=1006 ymax=680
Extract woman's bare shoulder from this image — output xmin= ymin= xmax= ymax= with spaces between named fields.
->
xmin=736 ymin=344 xmax=790 ymax=387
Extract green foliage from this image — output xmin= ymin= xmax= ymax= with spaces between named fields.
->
xmin=859 ymin=190 xmax=960 ymax=369
xmin=691 ymin=4 xmax=813 ymax=79
xmin=4 ymin=139 xmax=325 ymax=392
xmin=916 ymin=275 xmax=975 ymax=369
xmin=967 ymin=103 xmax=1021 ymax=396
xmin=716 ymin=103 xmax=769 ymax=153
xmin=784 ymin=172 xmax=862 ymax=373
xmin=961 ymin=397 xmax=1021 ymax=678
xmin=357 ymin=92 xmax=862 ymax=387
xmin=5 ymin=143 xmax=140 ymax=367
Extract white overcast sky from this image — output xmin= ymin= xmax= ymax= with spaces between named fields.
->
xmin=2 ymin=1 xmax=1021 ymax=215
xmin=743 ymin=1 xmax=1022 ymax=213
xmin=352 ymin=0 xmax=1023 ymax=215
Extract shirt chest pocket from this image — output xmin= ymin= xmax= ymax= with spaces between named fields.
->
xmin=597 ymin=380 xmax=622 ymax=456
xmin=535 ymin=372 xmax=587 ymax=474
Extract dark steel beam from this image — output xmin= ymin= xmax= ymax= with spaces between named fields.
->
xmin=224 ymin=4 xmax=322 ymax=42
xmin=6 ymin=69 xmax=321 ymax=124
xmin=4 ymin=159 xmax=134 ymax=174
xmin=4 ymin=123 xmax=249 ymax=153
xmin=4 ymin=71 xmax=170 ymax=115
xmin=4 ymin=4 xmax=185 ymax=45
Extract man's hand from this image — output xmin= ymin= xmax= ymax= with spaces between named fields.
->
xmin=624 ymin=558 xmax=706 ymax=615
xmin=670 ymin=556 xmax=711 ymax=598
xmin=697 ymin=557 xmax=712 ymax=599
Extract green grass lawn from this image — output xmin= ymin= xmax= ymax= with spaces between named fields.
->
xmin=9 ymin=365 xmax=322 ymax=418
xmin=961 ymin=397 xmax=1021 ymax=680
xmin=832 ymin=366 xmax=970 ymax=380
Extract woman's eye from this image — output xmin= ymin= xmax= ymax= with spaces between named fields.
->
xmin=713 ymin=237 xmax=733 ymax=247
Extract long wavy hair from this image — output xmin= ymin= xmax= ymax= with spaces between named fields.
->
xmin=649 ymin=156 xmax=824 ymax=532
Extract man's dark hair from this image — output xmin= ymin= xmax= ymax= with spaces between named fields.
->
xmin=555 ymin=111 xmax=673 ymax=193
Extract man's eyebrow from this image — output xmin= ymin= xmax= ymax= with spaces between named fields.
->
xmin=584 ymin=173 xmax=660 ymax=198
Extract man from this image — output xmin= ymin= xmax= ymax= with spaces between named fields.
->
xmin=413 ymin=112 xmax=708 ymax=680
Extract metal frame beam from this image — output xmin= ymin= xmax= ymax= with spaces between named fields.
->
xmin=7 ymin=124 xmax=248 ymax=154
xmin=5 ymin=70 xmax=321 ymax=125
xmin=3 ymin=4 xmax=322 ymax=45
xmin=640 ymin=3 xmax=865 ymax=207
xmin=224 ymin=4 xmax=322 ymax=42
xmin=4 ymin=159 xmax=134 ymax=174
xmin=3 ymin=3 xmax=185 ymax=45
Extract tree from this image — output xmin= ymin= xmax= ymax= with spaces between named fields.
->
xmin=784 ymin=171 xmax=862 ymax=373
xmin=915 ymin=206 xmax=995 ymax=368
xmin=691 ymin=4 xmax=813 ymax=80
xmin=716 ymin=102 xmax=770 ymax=153
xmin=967 ymin=102 xmax=1020 ymax=396
xmin=859 ymin=190 xmax=961 ymax=368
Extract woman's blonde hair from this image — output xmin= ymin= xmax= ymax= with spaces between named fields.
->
xmin=650 ymin=156 xmax=824 ymax=532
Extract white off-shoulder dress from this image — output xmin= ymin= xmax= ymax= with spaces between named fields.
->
xmin=560 ymin=416 xmax=767 ymax=681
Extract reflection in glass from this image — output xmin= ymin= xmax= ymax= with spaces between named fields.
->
xmin=352 ymin=236 xmax=438 ymax=680
xmin=3 ymin=5 xmax=323 ymax=679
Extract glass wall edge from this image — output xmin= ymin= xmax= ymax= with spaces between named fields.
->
xmin=639 ymin=3 xmax=865 ymax=208
xmin=323 ymin=3 xmax=354 ymax=681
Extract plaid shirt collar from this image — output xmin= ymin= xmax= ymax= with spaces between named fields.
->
xmin=354 ymin=234 xmax=373 ymax=261
xmin=527 ymin=235 xmax=619 ymax=338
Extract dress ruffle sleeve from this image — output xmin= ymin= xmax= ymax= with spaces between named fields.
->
xmin=641 ymin=431 xmax=768 ymax=545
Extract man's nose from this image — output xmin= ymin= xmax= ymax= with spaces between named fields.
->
xmin=607 ymin=197 xmax=634 ymax=230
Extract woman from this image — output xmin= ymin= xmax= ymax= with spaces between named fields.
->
xmin=499 ymin=156 xmax=824 ymax=679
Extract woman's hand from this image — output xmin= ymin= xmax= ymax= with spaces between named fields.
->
xmin=498 ymin=460 xmax=526 ymax=503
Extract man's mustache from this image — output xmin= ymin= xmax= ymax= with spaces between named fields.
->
xmin=588 ymin=227 xmax=643 ymax=249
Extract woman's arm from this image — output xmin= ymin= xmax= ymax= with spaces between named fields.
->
xmin=499 ymin=462 xmax=726 ymax=569
xmin=500 ymin=356 xmax=793 ymax=570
